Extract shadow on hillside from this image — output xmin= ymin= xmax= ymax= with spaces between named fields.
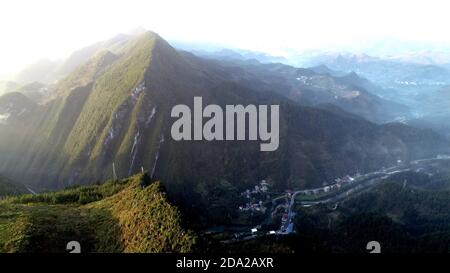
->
xmin=16 ymin=206 xmax=124 ymax=253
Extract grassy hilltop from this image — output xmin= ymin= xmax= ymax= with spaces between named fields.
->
xmin=0 ymin=173 xmax=196 ymax=253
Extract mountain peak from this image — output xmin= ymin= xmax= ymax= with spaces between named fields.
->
xmin=0 ymin=91 xmax=33 ymax=104
xmin=344 ymin=71 xmax=361 ymax=80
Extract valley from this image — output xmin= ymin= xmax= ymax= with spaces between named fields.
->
xmin=1 ymin=29 xmax=450 ymax=253
xmin=204 ymin=156 xmax=450 ymax=245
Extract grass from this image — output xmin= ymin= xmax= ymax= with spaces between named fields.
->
xmin=0 ymin=173 xmax=196 ymax=253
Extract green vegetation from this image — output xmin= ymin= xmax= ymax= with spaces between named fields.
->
xmin=2 ymin=31 xmax=450 ymax=228
xmin=0 ymin=173 xmax=196 ymax=253
xmin=64 ymin=32 xmax=155 ymax=164
xmin=0 ymin=176 xmax=27 ymax=198
xmin=215 ymin=179 xmax=450 ymax=253
xmin=55 ymin=50 xmax=117 ymax=97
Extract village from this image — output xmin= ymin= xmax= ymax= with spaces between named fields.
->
xmin=238 ymin=173 xmax=359 ymax=214
xmin=238 ymin=180 xmax=270 ymax=214
xmin=236 ymin=172 xmax=361 ymax=236
xmin=213 ymin=155 xmax=450 ymax=244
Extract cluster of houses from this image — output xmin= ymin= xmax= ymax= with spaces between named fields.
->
xmin=436 ymin=154 xmax=450 ymax=159
xmin=241 ymin=180 xmax=269 ymax=198
xmin=300 ymin=174 xmax=356 ymax=196
xmin=239 ymin=201 xmax=267 ymax=213
xmin=295 ymin=76 xmax=313 ymax=86
xmin=239 ymin=180 xmax=270 ymax=213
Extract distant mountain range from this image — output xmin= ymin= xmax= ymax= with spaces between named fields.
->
xmin=282 ymin=51 xmax=450 ymax=138
xmin=207 ymin=58 xmax=411 ymax=123
xmin=192 ymin=48 xmax=450 ymax=111
xmin=304 ymin=52 xmax=450 ymax=88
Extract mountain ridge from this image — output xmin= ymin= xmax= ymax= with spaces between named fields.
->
xmin=1 ymin=32 xmax=449 ymax=223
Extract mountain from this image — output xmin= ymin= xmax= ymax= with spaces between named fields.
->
xmin=308 ymin=64 xmax=346 ymax=77
xmin=0 ymin=81 xmax=21 ymax=96
xmin=0 ymin=92 xmax=42 ymax=168
xmin=384 ymin=51 xmax=450 ymax=66
xmin=189 ymin=48 xmax=288 ymax=64
xmin=0 ymin=81 xmax=50 ymax=104
xmin=208 ymin=59 xmax=410 ymax=123
xmin=306 ymin=52 xmax=450 ymax=86
xmin=0 ymin=92 xmax=37 ymax=123
xmin=15 ymin=59 xmax=61 ymax=84
xmin=0 ymin=173 xmax=196 ymax=253
xmin=404 ymin=85 xmax=450 ymax=138
xmin=56 ymin=34 xmax=131 ymax=79
xmin=305 ymin=52 xmax=450 ymax=109
xmin=0 ymin=175 xmax=27 ymax=197
xmin=0 ymin=32 xmax=449 ymax=224
xmin=13 ymin=82 xmax=49 ymax=103
xmin=12 ymin=34 xmax=133 ymax=86
xmin=303 ymin=53 xmax=450 ymax=137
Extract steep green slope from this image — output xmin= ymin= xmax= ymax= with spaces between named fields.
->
xmin=0 ymin=92 xmax=44 ymax=170
xmin=63 ymin=32 xmax=155 ymax=164
xmin=0 ymin=176 xmax=27 ymax=197
xmin=52 ymin=50 xmax=118 ymax=99
xmin=0 ymin=173 xmax=196 ymax=253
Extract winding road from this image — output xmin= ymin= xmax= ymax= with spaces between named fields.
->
xmin=273 ymin=156 xmax=450 ymax=234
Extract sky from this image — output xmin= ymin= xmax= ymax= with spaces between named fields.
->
xmin=1 ymin=0 xmax=450 ymax=78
